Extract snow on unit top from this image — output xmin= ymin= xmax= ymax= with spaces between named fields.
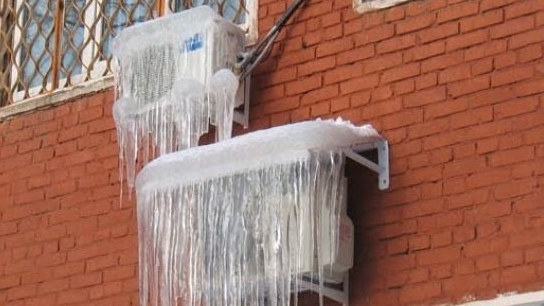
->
xmin=137 ymin=118 xmax=381 ymax=192
xmin=112 ymin=6 xmax=245 ymax=191
xmin=135 ymin=119 xmax=381 ymax=306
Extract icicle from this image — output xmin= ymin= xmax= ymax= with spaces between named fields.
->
xmin=135 ymin=120 xmax=380 ymax=306
xmin=113 ymin=70 xmax=240 ymax=192
xmin=112 ymin=6 xmax=245 ymax=193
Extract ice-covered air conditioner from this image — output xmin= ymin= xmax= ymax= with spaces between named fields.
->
xmin=136 ymin=119 xmax=389 ymax=306
xmin=112 ymin=6 xmax=248 ymax=190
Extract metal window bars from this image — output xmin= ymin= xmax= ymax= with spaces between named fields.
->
xmin=0 ymin=0 xmax=250 ymax=107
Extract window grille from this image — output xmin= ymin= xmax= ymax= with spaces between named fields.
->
xmin=0 ymin=0 xmax=250 ymax=107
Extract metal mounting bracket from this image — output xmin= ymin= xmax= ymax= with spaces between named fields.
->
xmin=297 ymin=273 xmax=350 ymax=306
xmin=233 ymin=74 xmax=251 ymax=128
xmin=344 ymin=139 xmax=390 ymax=190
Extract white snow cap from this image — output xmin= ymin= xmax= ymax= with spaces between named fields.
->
xmin=136 ymin=118 xmax=382 ymax=193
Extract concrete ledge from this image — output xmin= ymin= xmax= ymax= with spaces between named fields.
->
xmin=0 ymin=76 xmax=114 ymax=122
xmin=353 ymin=0 xmax=413 ymax=14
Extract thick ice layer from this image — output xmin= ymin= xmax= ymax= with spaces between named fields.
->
xmin=112 ymin=6 xmax=245 ymax=191
xmin=136 ymin=119 xmax=381 ymax=306
xmin=112 ymin=6 xmax=245 ymax=104
xmin=137 ymin=119 xmax=381 ymax=192
xmin=114 ymin=69 xmax=239 ymax=191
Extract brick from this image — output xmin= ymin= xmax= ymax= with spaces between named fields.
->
xmin=79 ymin=107 xmax=103 ymax=123
xmin=403 ymin=199 xmax=444 ymax=219
xmin=381 ymin=63 xmax=420 ymax=84
xmin=451 ymin=106 xmax=493 ymax=129
xmin=277 ymin=48 xmax=315 ymax=68
xmin=409 ymin=235 xmax=430 ymax=251
xmin=297 ymin=56 xmax=335 ymax=76
xmin=364 ymin=53 xmax=403 ymax=73
xmin=472 ymin=57 xmax=494 ymax=75
xmin=336 ymin=45 xmax=375 ymax=65
xmin=505 ymin=0 xmax=544 ymax=19
xmin=382 ymin=109 xmax=423 ymax=130
xmin=490 ymin=146 xmax=535 ymax=166
xmin=510 ymin=27 xmax=544 ymax=49
xmin=446 ymin=29 xmax=488 ymax=51
xmin=46 ymin=180 xmax=76 ymax=198
xmin=526 ymin=246 xmax=544 ymax=263
xmin=500 ymin=265 xmax=537 ymax=285
xmin=501 ymin=250 xmax=524 ymax=267
xmin=481 ymin=0 xmax=519 ymax=11
xmin=330 ymin=96 xmax=350 ymax=112
xmin=7 ymin=284 xmax=37 ymax=301
xmin=70 ymin=272 xmax=102 ymax=288
xmin=466 ymin=168 xmax=511 ymax=188
xmin=339 ymin=74 xmax=379 ymax=94
xmin=258 ymin=67 xmax=297 ymax=87
xmin=0 ymin=275 xmax=20 ymax=290
xmin=301 ymin=85 xmax=338 ymax=105
xmin=448 ymin=75 xmax=490 ymax=98
xmin=444 ymin=157 xmax=487 ymax=178
xmin=438 ymin=64 xmax=471 ymax=84
xmin=388 ymin=237 xmax=408 ymax=255
xmin=437 ymin=1 xmax=479 ymax=23
xmin=408 ymin=118 xmax=449 ymax=139
xmin=285 ymin=75 xmax=322 ymax=95
xmin=423 ymin=132 xmax=462 ymax=151
xmin=453 ymin=141 xmax=474 ymax=159
xmin=321 ymin=12 xmax=340 ymax=27
xmin=524 ymin=127 xmax=544 ymax=144
xmin=377 ymin=34 xmax=416 ymax=54
xmin=390 ymin=140 xmax=422 ymax=159
xmin=454 ymin=226 xmax=476 ymax=243
xmin=465 ymin=39 xmax=507 ymax=61
xmin=461 ymin=9 xmax=504 ymax=32
xmin=103 ymin=265 xmax=135 ymax=282
xmin=38 ymin=279 xmax=69 ymax=294
xmin=518 ymin=44 xmax=543 ymax=63
xmin=404 ymin=41 xmax=446 ymax=62
xmin=495 ymin=96 xmax=539 ymax=119
xmin=491 ymin=16 xmax=535 ymax=39
xmin=443 ymin=273 xmax=488 ymax=295
xmin=302 ymin=31 xmax=322 ymax=47
xmin=421 ymin=52 xmax=463 ymax=73
xmin=57 ymin=288 xmax=87 ymax=304
xmin=396 ymin=13 xmax=435 ymax=35
xmin=415 ymin=72 xmax=438 ymax=90
xmin=431 ymin=230 xmax=452 ymax=247
xmin=417 ymin=246 xmax=460 ymax=265
xmin=311 ymin=101 xmax=330 ymax=117
xmin=354 ymin=25 xmax=394 ymax=46
xmin=418 ymin=22 xmax=459 ymax=43
xmin=514 ymin=78 xmax=544 ymax=96
xmin=362 ymin=98 xmax=402 ymax=119
xmin=323 ymin=63 xmax=362 ymax=84
xmin=399 ymin=282 xmax=441 ymax=304
xmin=495 ymin=178 xmax=537 ymax=200
xmin=492 ymin=66 xmax=534 ymax=87
xmin=370 ymin=85 xmax=393 ymax=102
xmin=316 ymin=38 xmax=353 ymax=57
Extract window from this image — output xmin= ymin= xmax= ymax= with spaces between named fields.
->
xmin=0 ymin=0 xmax=256 ymax=107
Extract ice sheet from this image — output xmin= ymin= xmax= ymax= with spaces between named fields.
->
xmin=136 ymin=119 xmax=381 ymax=306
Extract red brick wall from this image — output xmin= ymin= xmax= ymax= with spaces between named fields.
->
xmin=2 ymin=0 xmax=544 ymax=305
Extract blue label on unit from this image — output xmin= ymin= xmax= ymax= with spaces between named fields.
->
xmin=181 ymin=33 xmax=204 ymax=53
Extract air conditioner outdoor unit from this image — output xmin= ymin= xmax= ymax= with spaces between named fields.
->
xmin=113 ymin=5 xmax=246 ymax=108
xmin=112 ymin=6 xmax=249 ymax=190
